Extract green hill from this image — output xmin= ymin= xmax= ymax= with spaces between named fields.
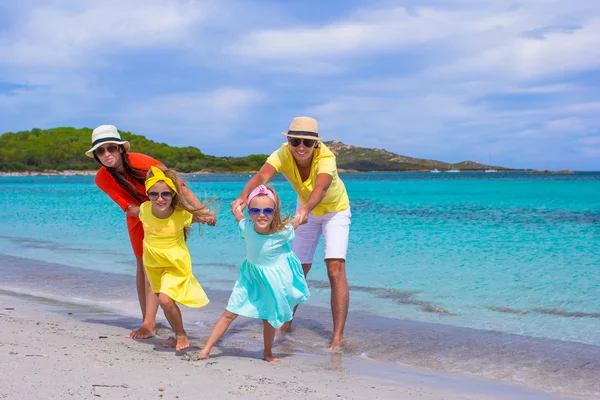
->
xmin=0 ymin=127 xmax=511 ymax=173
xmin=324 ymin=140 xmax=510 ymax=171
xmin=0 ymin=127 xmax=267 ymax=173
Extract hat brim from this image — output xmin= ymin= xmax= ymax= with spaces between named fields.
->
xmin=282 ymin=132 xmax=323 ymax=141
xmin=85 ymin=141 xmax=130 ymax=158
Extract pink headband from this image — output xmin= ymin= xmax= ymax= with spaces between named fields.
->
xmin=247 ymin=185 xmax=276 ymax=204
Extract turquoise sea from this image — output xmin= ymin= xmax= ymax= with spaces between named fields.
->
xmin=1 ymin=172 xmax=599 ymax=398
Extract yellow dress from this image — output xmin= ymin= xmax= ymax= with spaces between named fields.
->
xmin=139 ymin=201 xmax=209 ymax=308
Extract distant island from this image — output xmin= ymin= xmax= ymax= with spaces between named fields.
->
xmin=0 ymin=126 xmax=560 ymax=174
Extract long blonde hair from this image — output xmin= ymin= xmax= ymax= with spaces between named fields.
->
xmin=249 ymin=185 xmax=290 ymax=234
xmin=146 ymin=167 xmax=216 ymax=239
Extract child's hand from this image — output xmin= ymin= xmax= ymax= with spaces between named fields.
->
xmin=291 ymin=215 xmax=300 ymax=229
xmin=232 ymin=205 xmax=245 ymax=222
xmin=294 ymin=208 xmax=310 ymax=226
xmin=204 ymin=214 xmax=217 ymax=226
xmin=231 ymin=197 xmax=246 ymax=214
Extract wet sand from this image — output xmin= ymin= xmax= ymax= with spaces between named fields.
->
xmin=0 ymin=293 xmax=582 ymax=400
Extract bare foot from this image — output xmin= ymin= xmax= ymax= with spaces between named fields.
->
xmin=197 ymin=349 xmax=210 ymax=360
xmin=163 ymin=335 xmax=189 ymax=351
xmin=328 ymin=335 xmax=343 ymax=352
xmin=126 ymin=325 xmax=155 ymax=339
xmin=176 ymin=334 xmax=189 ymax=351
xmin=275 ymin=321 xmax=292 ymax=333
xmin=263 ymin=352 xmax=280 ymax=363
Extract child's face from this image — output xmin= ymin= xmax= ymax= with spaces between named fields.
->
xmin=147 ymin=181 xmax=174 ymax=210
xmin=248 ymin=195 xmax=276 ymax=230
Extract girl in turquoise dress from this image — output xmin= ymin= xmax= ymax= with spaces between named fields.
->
xmin=198 ymin=185 xmax=310 ymax=362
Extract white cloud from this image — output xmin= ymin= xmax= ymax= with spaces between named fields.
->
xmin=118 ymin=88 xmax=264 ymax=153
xmin=126 ymin=88 xmax=262 ymax=121
xmin=227 ymin=7 xmax=451 ymax=63
xmin=0 ymin=0 xmax=599 ymax=169
xmin=0 ymin=0 xmax=208 ymax=69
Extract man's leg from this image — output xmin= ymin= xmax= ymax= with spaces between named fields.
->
xmin=325 ymin=258 xmax=349 ymax=351
xmin=321 ymin=207 xmax=351 ymax=351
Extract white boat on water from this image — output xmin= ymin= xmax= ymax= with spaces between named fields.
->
xmin=431 ymin=168 xmax=440 ymax=173
xmin=447 ymin=164 xmax=460 ymax=173
xmin=485 ymin=152 xmax=497 ymax=173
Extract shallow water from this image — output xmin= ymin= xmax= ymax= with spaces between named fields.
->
xmin=0 ymin=172 xmax=599 ymax=397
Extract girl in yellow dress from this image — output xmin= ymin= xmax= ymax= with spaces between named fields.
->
xmin=139 ymin=166 xmax=216 ymax=351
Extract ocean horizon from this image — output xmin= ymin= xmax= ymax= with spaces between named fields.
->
xmin=1 ymin=172 xmax=599 ymax=398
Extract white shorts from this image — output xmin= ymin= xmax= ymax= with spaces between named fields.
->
xmin=292 ymin=203 xmax=352 ymax=264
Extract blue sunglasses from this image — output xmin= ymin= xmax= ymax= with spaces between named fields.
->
xmin=248 ymin=207 xmax=275 ymax=217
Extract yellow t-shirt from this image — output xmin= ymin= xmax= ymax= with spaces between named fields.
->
xmin=266 ymin=142 xmax=349 ymax=216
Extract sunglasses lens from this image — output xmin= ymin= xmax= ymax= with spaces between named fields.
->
xmin=148 ymin=191 xmax=172 ymax=200
xmin=289 ymin=138 xmax=315 ymax=147
xmin=95 ymin=145 xmax=118 ymax=156
xmin=248 ymin=208 xmax=275 ymax=216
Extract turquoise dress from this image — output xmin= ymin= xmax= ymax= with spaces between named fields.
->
xmin=226 ymin=218 xmax=310 ymax=328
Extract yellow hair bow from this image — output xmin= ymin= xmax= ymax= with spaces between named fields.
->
xmin=145 ymin=166 xmax=178 ymax=194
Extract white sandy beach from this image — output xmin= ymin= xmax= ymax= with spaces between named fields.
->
xmin=0 ymin=293 xmax=580 ymax=400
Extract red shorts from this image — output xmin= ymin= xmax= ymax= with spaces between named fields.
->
xmin=126 ymin=215 xmax=144 ymax=259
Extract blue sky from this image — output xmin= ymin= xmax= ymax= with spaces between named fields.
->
xmin=1 ymin=1 xmax=599 ymax=170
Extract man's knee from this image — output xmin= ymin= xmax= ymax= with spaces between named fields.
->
xmin=326 ymin=259 xmax=346 ymax=281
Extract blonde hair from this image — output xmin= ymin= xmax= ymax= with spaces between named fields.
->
xmin=248 ymin=185 xmax=290 ymax=234
xmin=146 ymin=167 xmax=216 ymax=239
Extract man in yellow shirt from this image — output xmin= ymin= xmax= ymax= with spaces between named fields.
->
xmin=231 ymin=116 xmax=351 ymax=351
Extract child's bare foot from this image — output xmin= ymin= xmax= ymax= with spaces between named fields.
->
xmin=197 ymin=349 xmax=210 ymax=360
xmin=275 ymin=321 xmax=292 ymax=333
xmin=328 ymin=335 xmax=344 ymax=352
xmin=176 ymin=334 xmax=189 ymax=351
xmin=263 ymin=352 xmax=280 ymax=363
xmin=163 ymin=334 xmax=189 ymax=351
xmin=126 ymin=324 xmax=155 ymax=339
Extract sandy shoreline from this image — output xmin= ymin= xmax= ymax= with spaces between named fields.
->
xmin=0 ymin=292 xmax=582 ymax=400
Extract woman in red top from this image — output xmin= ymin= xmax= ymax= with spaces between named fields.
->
xmin=86 ymin=125 xmax=207 ymax=339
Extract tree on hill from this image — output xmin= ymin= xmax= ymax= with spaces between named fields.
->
xmin=0 ymin=127 xmax=268 ymax=173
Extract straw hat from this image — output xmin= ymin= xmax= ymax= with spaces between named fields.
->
xmin=281 ymin=116 xmax=323 ymax=141
xmin=85 ymin=125 xmax=130 ymax=158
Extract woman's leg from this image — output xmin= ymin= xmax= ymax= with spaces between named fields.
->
xmin=263 ymin=320 xmax=279 ymax=363
xmin=127 ymin=258 xmax=158 ymax=339
xmin=198 ymin=310 xmax=238 ymax=359
xmin=158 ymin=293 xmax=189 ymax=351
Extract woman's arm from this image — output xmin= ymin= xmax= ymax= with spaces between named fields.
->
xmin=126 ymin=204 xmax=141 ymax=218
xmin=294 ymin=173 xmax=332 ymax=225
xmin=231 ymin=163 xmax=277 ymax=212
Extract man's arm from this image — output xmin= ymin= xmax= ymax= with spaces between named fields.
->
xmin=231 ymin=163 xmax=278 ymax=212
xmin=294 ymin=173 xmax=332 ymax=225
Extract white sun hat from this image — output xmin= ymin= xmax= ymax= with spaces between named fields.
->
xmin=85 ymin=125 xmax=131 ymax=158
